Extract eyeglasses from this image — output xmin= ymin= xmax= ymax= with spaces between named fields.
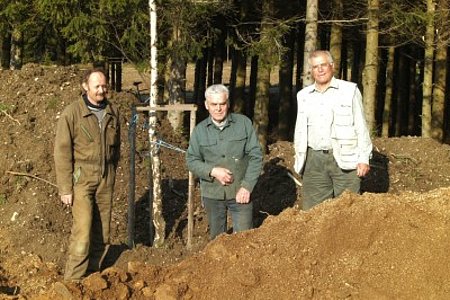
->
xmin=311 ymin=62 xmax=332 ymax=70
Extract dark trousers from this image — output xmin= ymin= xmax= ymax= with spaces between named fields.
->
xmin=302 ymin=148 xmax=360 ymax=210
xmin=202 ymin=197 xmax=253 ymax=240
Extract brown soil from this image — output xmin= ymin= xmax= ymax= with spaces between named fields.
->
xmin=1 ymin=64 xmax=450 ymax=299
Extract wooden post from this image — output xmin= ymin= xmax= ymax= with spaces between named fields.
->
xmin=187 ymin=109 xmax=197 ymax=249
xmin=127 ymin=106 xmax=137 ymax=248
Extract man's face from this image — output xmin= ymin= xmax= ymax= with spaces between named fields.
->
xmin=82 ymin=72 xmax=108 ymax=104
xmin=205 ymin=93 xmax=229 ymax=123
xmin=311 ymin=54 xmax=334 ymax=86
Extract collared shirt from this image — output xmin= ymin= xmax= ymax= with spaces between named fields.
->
xmin=186 ymin=113 xmax=263 ymax=200
xmin=305 ymin=80 xmax=338 ymax=150
xmin=294 ymin=77 xmax=372 ymax=172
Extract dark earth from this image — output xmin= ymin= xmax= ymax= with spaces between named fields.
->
xmin=1 ymin=64 xmax=450 ymax=299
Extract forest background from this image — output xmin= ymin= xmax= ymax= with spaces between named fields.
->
xmin=1 ymin=0 xmax=449 ymax=149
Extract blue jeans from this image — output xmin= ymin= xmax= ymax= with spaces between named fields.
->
xmin=202 ymin=197 xmax=253 ymax=240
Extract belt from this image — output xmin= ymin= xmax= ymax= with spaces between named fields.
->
xmin=308 ymin=147 xmax=332 ymax=154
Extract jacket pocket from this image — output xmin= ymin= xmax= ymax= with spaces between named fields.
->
xmin=336 ymin=139 xmax=358 ymax=163
xmin=80 ymin=124 xmax=94 ymax=142
xmin=334 ymin=104 xmax=353 ymax=126
xmin=106 ymin=123 xmax=119 ymax=161
xmin=199 ymin=138 xmax=218 ymax=160
xmin=227 ymin=133 xmax=247 ymax=159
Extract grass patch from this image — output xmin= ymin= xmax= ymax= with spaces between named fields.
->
xmin=0 ymin=102 xmax=15 ymax=113
xmin=0 ymin=194 xmax=6 ymax=205
xmin=46 ymin=96 xmax=60 ymax=110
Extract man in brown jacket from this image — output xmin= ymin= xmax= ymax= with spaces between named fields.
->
xmin=54 ymin=68 xmax=120 ymax=281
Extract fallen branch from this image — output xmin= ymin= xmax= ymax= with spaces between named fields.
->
xmin=6 ymin=171 xmax=57 ymax=188
xmin=0 ymin=110 xmax=21 ymax=125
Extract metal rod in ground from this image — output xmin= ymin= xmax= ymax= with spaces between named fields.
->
xmin=127 ymin=106 xmax=137 ymax=248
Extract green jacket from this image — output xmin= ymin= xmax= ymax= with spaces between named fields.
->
xmin=186 ymin=113 xmax=262 ymax=200
xmin=54 ymin=98 xmax=120 ymax=195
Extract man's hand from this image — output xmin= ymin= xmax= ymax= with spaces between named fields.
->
xmin=210 ymin=167 xmax=234 ymax=186
xmin=356 ymin=163 xmax=370 ymax=177
xmin=236 ymin=187 xmax=250 ymax=204
xmin=61 ymin=194 xmax=73 ymax=206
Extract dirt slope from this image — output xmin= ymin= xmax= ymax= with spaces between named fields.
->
xmin=1 ymin=64 xmax=450 ymax=299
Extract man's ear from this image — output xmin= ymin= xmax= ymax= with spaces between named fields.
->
xmin=204 ymin=100 xmax=209 ymax=110
xmin=82 ymin=82 xmax=88 ymax=92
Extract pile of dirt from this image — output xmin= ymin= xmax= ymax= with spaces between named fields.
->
xmin=1 ymin=64 xmax=450 ymax=299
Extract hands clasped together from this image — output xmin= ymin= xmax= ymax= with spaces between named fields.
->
xmin=210 ymin=167 xmax=250 ymax=203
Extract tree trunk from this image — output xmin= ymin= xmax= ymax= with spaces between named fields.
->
xmin=395 ymin=46 xmax=412 ymax=136
xmin=351 ymin=39 xmax=363 ymax=84
xmin=248 ymin=55 xmax=258 ymax=119
xmin=341 ymin=42 xmax=348 ymax=80
xmin=213 ymin=15 xmax=226 ymax=84
xmin=362 ymin=0 xmax=379 ymax=134
xmin=10 ymin=27 xmax=23 ymax=70
xmin=149 ymin=0 xmax=165 ymax=248
xmin=56 ymin=37 xmax=69 ymax=66
xmin=253 ymin=0 xmax=274 ymax=153
xmin=421 ymin=0 xmax=435 ymax=138
xmin=431 ymin=0 xmax=448 ymax=141
xmin=167 ymin=57 xmax=187 ymax=132
xmin=230 ymin=49 xmax=247 ymax=114
xmin=330 ymin=0 xmax=343 ymax=78
xmin=207 ymin=46 xmax=214 ymax=87
xmin=381 ymin=46 xmax=395 ymax=137
xmin=408 ymin=49 xmax=420 ymax=136
xmin=254 ymin=66 xmax=270 ymax=154
xmin=295 ymin=22 xmax=305 ymax=91
xmin=164 ymin=25 xmax=187 ymax=132
xmin=193 ymin=50 xmax=208 ymax=120
xmin=277 ymin=30 xmax=295 ymax=140
xmin=445 ymin=46 xmax=450 ymax=143
xmin=302 ymin=0 xmax=318 ymax=87
xmin=399 ymin=48 xmax=408 ymax=136
xmin=1 ymin=30 xmax=11 ymax=69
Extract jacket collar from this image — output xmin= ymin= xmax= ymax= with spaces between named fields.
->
xmin=78 ymin=97 xmax=113 ymax=118
xmin=206 ymin=113 xmax=235 ymax=128
xmin=308 ymin=77 xmax=339 ymax=93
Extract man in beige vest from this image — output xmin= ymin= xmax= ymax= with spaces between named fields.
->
xmin=294 ymin=50 xmax=372 ymax=210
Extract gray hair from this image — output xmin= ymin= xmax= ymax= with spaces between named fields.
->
xmin=309 ymin=50 xmax=334 ymax=64
xmin=205 ymin=84 xmax=229 ymax=100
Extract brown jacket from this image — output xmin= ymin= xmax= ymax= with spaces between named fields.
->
xmin=54 ymin=98 xmax=120 ymax=195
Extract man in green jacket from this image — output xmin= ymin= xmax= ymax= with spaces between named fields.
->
xmin=54 ymin=68 xmax=120 ymax=281
xmin=186 ymin=84 xmax=262 ymax=240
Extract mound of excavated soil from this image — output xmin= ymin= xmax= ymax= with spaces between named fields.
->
xmin=1 ymin=64 xmax=450 ymax=299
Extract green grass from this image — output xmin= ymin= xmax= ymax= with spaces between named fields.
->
xmin=0 ymin=194 xmax=6 ymax=205
xmin=0 ymin=102 xmax=14 ymax=113
xmin=46 ymin=96 xmax=60 ymax=110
